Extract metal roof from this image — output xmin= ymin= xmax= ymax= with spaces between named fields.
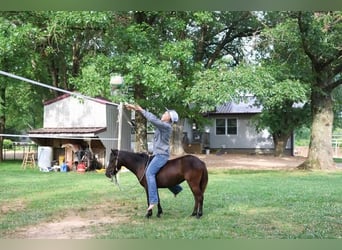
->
xmin=29 ymin=127 xmax=106 ymax=135
xmin=210 ymin=97 xmax=262 ymax=114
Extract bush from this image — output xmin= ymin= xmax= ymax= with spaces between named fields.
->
xmin=3 ymin=139 xmax=13 ymax=149
xmin=295 ymin=127 xmax=311 ymax=146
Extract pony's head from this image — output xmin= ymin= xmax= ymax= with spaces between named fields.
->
xmin=105 ymin=149 xmax=122 ymax=178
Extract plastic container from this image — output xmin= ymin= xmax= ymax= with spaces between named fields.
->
xmin=37 ymin=146 xmax=53 ymax=172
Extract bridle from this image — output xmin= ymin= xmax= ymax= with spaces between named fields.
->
xmin=110 ymin=150 xmax=122 ymax=190
xmin=109 ymin=150 xmax=151 ymax=190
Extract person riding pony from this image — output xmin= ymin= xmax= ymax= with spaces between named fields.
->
xmin=124 ymin=104 xmax=183 ymax=213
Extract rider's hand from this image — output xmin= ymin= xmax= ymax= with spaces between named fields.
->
xmin=124 ymin=103 xmax=142 ymax=111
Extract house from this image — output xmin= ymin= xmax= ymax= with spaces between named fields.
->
xmin=28 ymin=93 xmax=131 ymax=170
xmin=183 ymin=97 xmax=294 ymax=155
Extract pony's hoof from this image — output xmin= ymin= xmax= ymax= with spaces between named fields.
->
xmin=191 ymin=213 xmax=203 ymax=218
xmin=145 ymin=209 xmax=153 ymax=218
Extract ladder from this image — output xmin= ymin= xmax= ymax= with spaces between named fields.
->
xmin=22 ymin=152 xmax=36 ymax=169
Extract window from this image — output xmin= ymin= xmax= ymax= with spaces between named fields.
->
xmin=215 ymin=119 xmax=226 ymax=135
xmin=215 ymin=118 xmax=237 ymax=135
xmin=227 ymin=118 xmax=237 ymax=135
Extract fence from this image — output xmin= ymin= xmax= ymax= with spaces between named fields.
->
xmin=292 ymin=134 xmax=342 ymax=158
xmin=2 ymin=142 xmax=38 ymax=160
xmin=332 ymin=134 xmax=342 ymax=158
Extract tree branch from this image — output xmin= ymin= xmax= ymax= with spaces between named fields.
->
xmin=325 ymin=78 xmax=342 ymax=92
xmin=297 ymin=12 xmax=321 ymax=72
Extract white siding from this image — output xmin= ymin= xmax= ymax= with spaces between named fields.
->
xmin=98 ymin=105 xmax=118 ymax=164
xmin=182 ymin=118 xmax=193 ymax=142
xmin=209 ymin=115 xmax=274 ymax=149
xmin=99 ymin=105 xmax=132 ymax=164
xmin=43 ymin=96 xmax=107 ymax=128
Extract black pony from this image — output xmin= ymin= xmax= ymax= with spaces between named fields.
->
xmin=105 ymin=149 xmax=208 ymax=218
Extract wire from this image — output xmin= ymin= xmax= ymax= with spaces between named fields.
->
xmin=0 ymin=133 xmax=119 ymax=141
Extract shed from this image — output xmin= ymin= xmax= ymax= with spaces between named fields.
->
xmin=29 ymin=93 xmax=131 ymax=170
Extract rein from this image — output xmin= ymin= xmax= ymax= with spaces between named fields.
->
xmin=138 ymin=154 xmax=151 ymax=183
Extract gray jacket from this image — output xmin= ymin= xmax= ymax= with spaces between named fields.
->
xmin=141 ymin=109 xmax=172 ymax=156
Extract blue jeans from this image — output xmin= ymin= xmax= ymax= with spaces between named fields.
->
xmin=146 ymin=154 xmax=182 ymax=205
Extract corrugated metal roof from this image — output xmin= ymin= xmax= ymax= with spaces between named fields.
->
xmin=43 ymin=93 xmax=112 ymax=106
xmin=211 ymin=97 xmax=262 ymax=114
xmin=29 ymin=127 xmax=106 ymax=134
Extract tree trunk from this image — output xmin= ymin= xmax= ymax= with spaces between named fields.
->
xmin=299 ymin=92 xmax=335 ymax=170
xmin=170 ymin=121 xmax=185 ymax=156
xmin=134 ymin=111 xmax=148 ymax=153
xmin=133 ymin=81 xmax=148 ymax=153
xmin=273 ymin=133 xmax=291 ymax=157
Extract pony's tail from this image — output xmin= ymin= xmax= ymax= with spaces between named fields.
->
xmin=200 ymin=162 xmax=208 ymax=193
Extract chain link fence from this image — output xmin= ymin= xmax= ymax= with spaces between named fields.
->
xmin=2 ymin=141 xmax=38 ymax=160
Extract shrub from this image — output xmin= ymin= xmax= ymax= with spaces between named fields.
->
xmin=3 ymin=139 xmax=13 ymax=149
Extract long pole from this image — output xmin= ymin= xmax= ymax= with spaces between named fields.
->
xmin=114 ymin=102 xmax=123 ymax=188
xmin=0 ymin=70 xmax=119 ymax=107
xmin=117 ymin=102 xmax=123 ymax=151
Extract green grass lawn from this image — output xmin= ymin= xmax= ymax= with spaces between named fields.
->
xmin=0 ymin=161 xmax=341 ymax=239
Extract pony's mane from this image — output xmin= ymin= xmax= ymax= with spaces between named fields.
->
xmin=136 ymin=152 xmax=150 ymax=163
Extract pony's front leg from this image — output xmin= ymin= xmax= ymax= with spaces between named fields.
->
xmin=145 ymin=189 xmax=153 ymax=218
xmin=156 ymin=202 xmax=163 ymax=218
xmin=145 ymin=209 xmax=153 ymax=218
xmin=156 ymin=190 xmax=163 ymax=217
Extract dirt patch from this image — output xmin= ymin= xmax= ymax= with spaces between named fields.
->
xmin=196 ymin=153 xmax=306 ymax=170
xmin=1 ymin=199 xmax=26 ymax=215
xmin=12 ymin=202 xmax=129 ymax=239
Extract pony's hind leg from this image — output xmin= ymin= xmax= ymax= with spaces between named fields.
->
xmin=196 ymin=194 xmax=204 ymax=218
xmin=189 ymin=187 xmax=202 ymax=218
xmin=191 ymin=202 xmax=199 ymax=217
xmin=188 ymin=180 xmax=204 ymax=218
xmin=192 ymin=194 xmax=203 ymax=218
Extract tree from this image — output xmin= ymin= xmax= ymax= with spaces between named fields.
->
xmin=256 ymin=11 xmax=342 ymax=168
xmin=0 ymin=13 xmax=42 ymax=161
xmin=116 ymin=11 xmax=263 ymax=153
xmin=251 ymin=78 xmax=311 ymax=157
xmin=1 ymin=11 xmax=264 ymax=158
xmin=0 ymin=11 xmax=113 ymax=161
xmin=73 ymin=11 xmax=263 ymax=154
xmin=30 ymin=11 xmax=112 ymax=94
xmin=296 ymin=12 xmax=342 ymax=169
xmin=75 ymin=12 xmax=186 ymax=153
